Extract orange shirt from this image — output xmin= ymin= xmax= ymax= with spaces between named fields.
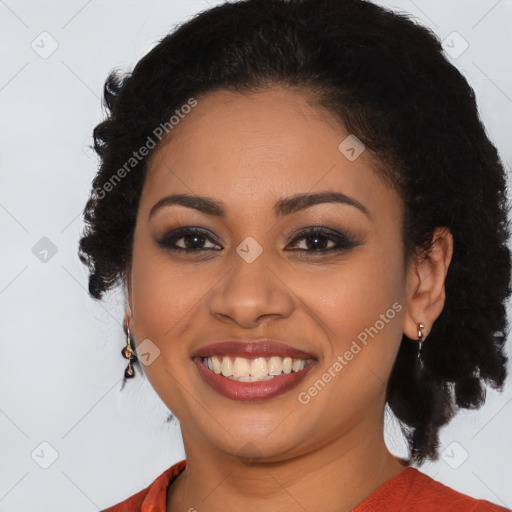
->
xmin=101 ymin=459 xmax=510 ymax=511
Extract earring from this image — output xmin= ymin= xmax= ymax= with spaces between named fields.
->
xmin=417 ymin=322 xmax=425 ymax=365
xmin=121 ymin=325 xmax=137 ymax=378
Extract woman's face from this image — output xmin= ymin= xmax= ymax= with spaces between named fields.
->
xmin=127 ymin=86 xmax=412 ymax=461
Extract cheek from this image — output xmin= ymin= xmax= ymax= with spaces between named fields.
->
xmin=294 ymin=266 xmax=404 ymax=423
xmin=129 ymin=245 xmax=207 ymax=415
xmin=301 ymin=241 xmax=405 ymax=387
xmin=309 ymin=254 xmax=403 ymax=339
xmin=129 ymin=243 xmax=207 ymax=359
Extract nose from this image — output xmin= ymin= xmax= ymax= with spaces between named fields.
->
xmin=207 ymin=247 xmax=295 ymax=329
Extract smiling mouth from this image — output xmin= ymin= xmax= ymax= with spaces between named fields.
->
xmin=192 ymin=354 xmax=317 ymax=402
xmin=196 ymin=355 xmax=316 ymax=381
xmin=191 ymin=339 xmax=318 ymax=401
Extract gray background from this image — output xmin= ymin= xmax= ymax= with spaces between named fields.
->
xmin=1 ymin=0 xmax=511 ymax=510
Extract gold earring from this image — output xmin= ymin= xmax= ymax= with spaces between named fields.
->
xmin=417 ymin=322 xmax=425 ymax=365
xmin=121 ymin=325 xmax=137 ymax=378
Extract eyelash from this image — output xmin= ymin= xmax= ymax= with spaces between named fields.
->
xmin=156 ymin=226 xmax=360 ymax=255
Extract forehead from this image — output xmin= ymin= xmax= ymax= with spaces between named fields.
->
xmin=149 ymin=86 xmax=343 ymax=171
xmin=141 ymin=86 xmax=396 ymax=220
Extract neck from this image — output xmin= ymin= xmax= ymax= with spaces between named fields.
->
xmin=167 ymin=417 xmax=407 ymax=512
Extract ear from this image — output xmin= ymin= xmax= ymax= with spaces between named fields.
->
xmin=402 ymin=226 xmax=454 ymax=340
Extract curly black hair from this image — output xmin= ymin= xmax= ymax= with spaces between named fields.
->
xmin=78 ymin=0 xmax=511 ymax=464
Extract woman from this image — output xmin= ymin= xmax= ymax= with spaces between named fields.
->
xmin=78 ymin=0 xmax=511 ymax=510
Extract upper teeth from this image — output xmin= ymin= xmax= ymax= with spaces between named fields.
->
xmin=203 ymin=355 xmax=309 ymax=380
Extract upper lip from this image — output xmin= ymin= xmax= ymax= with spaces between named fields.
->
xmin=192 ymin=339 xmax=317 ymax=360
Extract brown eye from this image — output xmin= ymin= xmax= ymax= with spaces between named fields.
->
xmin=286 ymin=227 xmax=360 ymax=253
xmin=156 ymin=225 xmax=361 ymax=256
xmin=156 ymin=227 xmax=222 ymax=252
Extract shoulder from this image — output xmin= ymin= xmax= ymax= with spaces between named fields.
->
xmin=399 ymin=468 xmax=510 ymax=511
xmin=406 ymin=468 xmax=509 ymax=511
xmin=356 ymin=467 xmax=510 ymax=511
xmin=101 ymin=459 xmax=187 ymax=512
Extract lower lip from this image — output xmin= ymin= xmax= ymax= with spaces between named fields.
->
xmin=193 ymin=358 xmax=317 ymax=402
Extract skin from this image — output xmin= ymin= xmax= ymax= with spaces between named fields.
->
xmin=124 ymin=86 xmax=453 ymax=512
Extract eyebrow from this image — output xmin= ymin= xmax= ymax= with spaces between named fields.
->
xmin=148 ymin=190 xmax=370 ymax=221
